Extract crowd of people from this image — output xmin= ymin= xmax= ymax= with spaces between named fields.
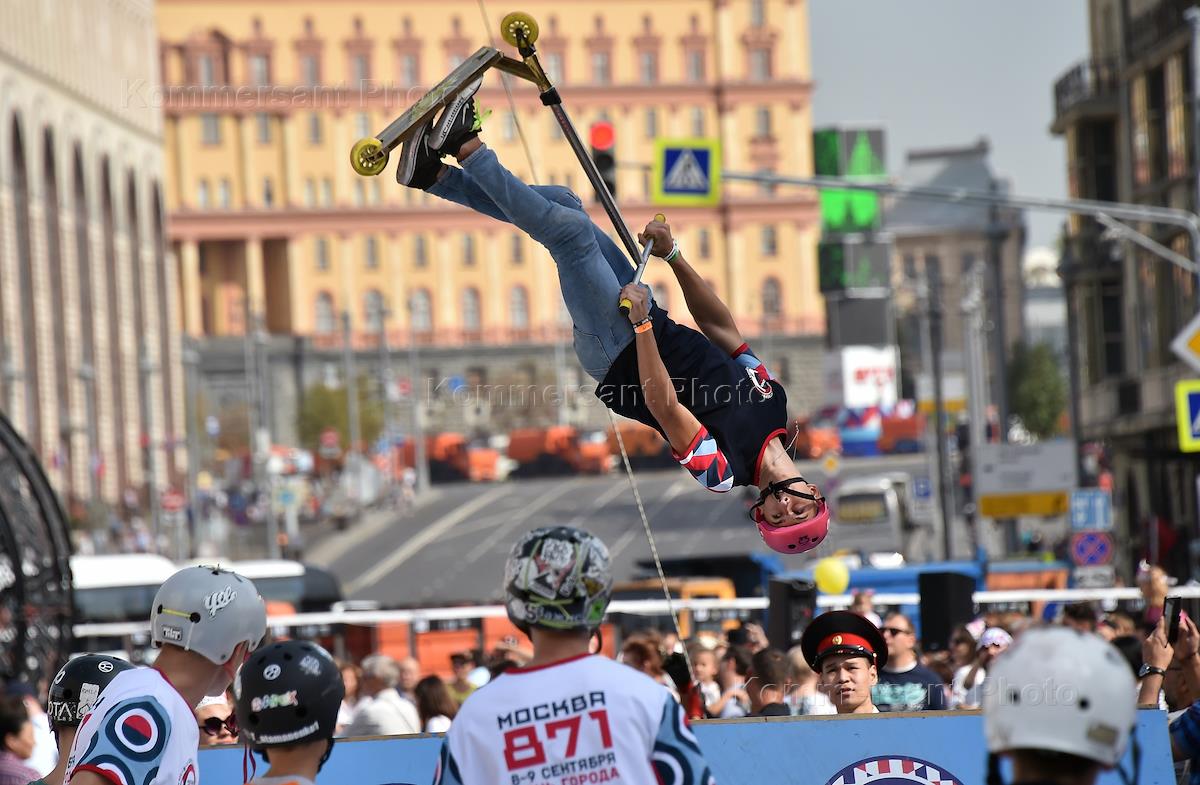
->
xmin=0 ymin=547 xmax=1186 ymax=785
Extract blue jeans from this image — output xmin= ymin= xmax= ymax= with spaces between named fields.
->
xmin=428 ymin=146 xmax=648 ymax=381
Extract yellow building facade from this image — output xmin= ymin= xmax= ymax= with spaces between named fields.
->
xmin=158 ymin=0 xmax=822 ymax=351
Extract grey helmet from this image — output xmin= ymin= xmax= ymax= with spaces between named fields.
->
xmin=504 ymin=526 xmax=612 ymax=632
xmin=151 ymin=566 xmax=267 ymax=666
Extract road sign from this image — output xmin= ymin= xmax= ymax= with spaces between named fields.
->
xmin=1176 ymin=380 xmax=1200 ymax=452
xmin=652 ymin=138 xmax=722 ymax=207
xmin=1073 ymin=565 xmax=1116 ymax=589
xmin=160 ymin=488 xmax=186 ymax=514
xmin=914 ymin=476 xmax=932 ymax=500
xmin=909 ymin=475 xmax=934 ymax=522
xmin=975 ymin=440 xmax=1078 ymax=518
xmin=1069 ymin=489 xmax=1112 ymax=531
xmin=1070 ymin=530 xmax=1115 ymax=566
xmin=1171 ymin=312 xmax=1200 ymax=372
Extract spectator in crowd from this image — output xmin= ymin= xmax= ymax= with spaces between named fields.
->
xmin=741 ymin=623 xmax=769 ymax=654
xmin=465 ymin=649 xmax=491 ymax=689
xmin=235 ymin=640 xmax=344 ymax=785
xmin=1138 ymin=562 xmax=1171 ymax=631
xmin=1109 ymin=635 xmax=1142 ymax=682
xmin=344 ymin=655 xmax=421 ymax=737
xmin=414 ymin=676 xmax=458 ymax=733
xmin=621 ymin=633 xmax=677 ymax=697
xmin=0 ymin=696 xmax=38 ymax=785
xmin=1061 ymin=601 xmax=1099 ymax=633
xmin=784 ymin=646 xmax=835 ymax=716
xmin=336 ymin=660 xmax=363 ymax=733
xmin=800 ymin=610 xmax=885 ymax=715
xmin=194 ymin=693 xmax=238 ymax=746
xmin=688 ymin=646 xmax=721 ymax=710
xmin=446 ymin=653 xmax=477 ymax=706
xmin=873 ymin=612 xmax=947 ymax=711
xmin=4 ymin=683 xmax=53 ymax=777
xmin=850 ymin=590 xmax=882 ymax=628
xmin=489 ymin=637 xmax=532 ymax=671
xmin=746 ymin=649 xmax=790 ymax=717
xmin=396 ymin=658 xmax=420 ymax=704
xmin=709 ymin=645 xmax=752 ymax=718
xmin=949 ymin=627 xmax=1011 ymax=709
xmin=983 ymin=627 xmax=1136 ymax=785
xmin=38 ymin=655 xmax=135 ymax=785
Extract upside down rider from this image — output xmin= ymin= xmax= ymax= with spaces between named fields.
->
xmin=395 ymin=79 xmax=827 ymax=554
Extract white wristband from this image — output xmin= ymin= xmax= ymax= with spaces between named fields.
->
xmin=660 ymin=240 xmax=680 ymax=262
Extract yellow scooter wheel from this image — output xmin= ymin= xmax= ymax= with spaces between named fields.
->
xmin=350 ymin=137 xmax=387 ymax=177
xmin=500 ymin=11 xmax=539 ymax=48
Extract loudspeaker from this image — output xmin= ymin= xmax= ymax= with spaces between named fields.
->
xmin=918 ymin=571 xmax=975 ymax=652
xmin=767 ymin=579 xmax=817 ymax=650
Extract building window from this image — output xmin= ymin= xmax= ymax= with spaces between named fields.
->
xmin=218 ymin=178 xmax=231 ymax=209
xmin=308 ymin=113 xmax=322 ymax=144
xmin=201 ymin=113 xmax=221 ymax=144
xmin=315 ymin=237 xmax=329 ymax=271
xmin=639 ymin=51 xmax=658 ymax=84
xmin=315 ymin=292 xmax=335 ymax=334
xmin=301 ymin=54 xmax=319 ymax=86
xmin=691 ymin=107 xmax=705 ymax=136
xmin=462 ymin=234 xmax=475 ymax=265
xmin=511 ymin=233 xmax=523 ymax=264
xmin=550 ymin=116 xmax=564 ymax=140
xmin=249 ymin=54 xmax=270 ymax=86
xmin=698 ymin=227 xmax=710 ymax=258
xmin=400 ymin=53 xmax=418 ymax=85
xmin=410 ymin=288 xmax=432 ymax=331
xmin=762 ymin=276 xmax=782 ymax=316
xmin=364 ymin=289 xmax=385 ymax=332
xmin=751 ymin=0 xmax=766 ymax=26
xmin=197 ymin=179 xmax=210 ymax=208
xmin=262 ymin=178 xmax=274 ymax=206
xmin=510 ymin=286 xmax=529 ymax=329
xmin=462 ymin=287 xmax=481 ymax=332
xmin=687 ymin=51 xmax=705 ymax=82
xmin=304 ymin=178 xmax=315 ymax=207
xmin=592 ymin=51 xmax=611 ymax=84
xmin=501 ymin=111 xmax=517 ymax=141
xmin=755 ymin=106 xmax=772 ymax=138
xmin=750 ymin=48 xmax=771 ymax=81
xmin=414 ymin=234 xmax=427 ymax=267
xmin=371 ymin=180 xmax=381 ymax=204
xmin=256 ymin=112 xmax=272 ymax=143
xmin=365 ymin=236 xmax=379 ymax=269
xmin=198 ymin=54 xmax=215 ymax=86
xmin=645 ymin=108 xmax=658 ymax=139
xmin=351 ymin=53 xmax=369 ymax=83
xmin=356 ymin=113 xmax=371 ymax=139
xmin=354 ymin=180 xmax=365 ymax=206
xmin=902 ymin=254 xmax=917 ymax=280
xmin=321 ymin=178 xmax=333 ymax=206
xmin=761 ymin=225 xmax=777 ymax=256
xmin=546 ymin=52 xmax=564 ymax=83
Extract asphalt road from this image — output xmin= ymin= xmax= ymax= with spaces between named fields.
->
xmin=311 ymin=453 xmax=934 ymax=606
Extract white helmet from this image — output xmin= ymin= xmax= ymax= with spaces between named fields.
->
xmin=983 ymin=627 xmax=1136 ymax=767
xmin=150 ymin=566 xmax=267 ymax=666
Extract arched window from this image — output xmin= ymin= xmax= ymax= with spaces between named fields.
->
xmin=127 ymin=173 xmax=148 ymax=468
xmin=100 ymin=156 xmax=128 ymax=490
xmin=364 ymin=289 xmax=386 ymax=333
xmin=73 ymin=146 xmax=99 ymax=493
xmin=462 ymin=288 xmax=481 ymax=332
xmin=510 ymin=285 xmax=529 ymax=330
xmin=314 ymin=292 xmax=336 ymax=335
xmin=43 ymin=129 xmax=69 ymax=483
xmin=365 ymin=235 xmax=378 ymax=269
xmin=152 ymin=183 xmax=177 ymax=482
xmin=762 ymin=276 xmax=782 ymax=317
xmin=12 ymin=115 xmax=41 ymax=450
xmin=410 ymin=288 xmax=433 ymax=332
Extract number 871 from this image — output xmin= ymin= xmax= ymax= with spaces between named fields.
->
xmin=503 ymin=709 xmax=613 ymax=770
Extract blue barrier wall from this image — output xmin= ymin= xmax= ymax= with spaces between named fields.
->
xmin=199 ymin=709 xmax=1172 ymax=785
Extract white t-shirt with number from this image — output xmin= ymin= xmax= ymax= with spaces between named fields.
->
xmin=433 ymin=653 xmax=715 ymax=785
xmin=66 ymin=667 xmax=200 ymax=785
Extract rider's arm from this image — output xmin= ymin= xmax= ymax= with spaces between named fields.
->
xmin=632 ymin=310 xmax=704 ymax=454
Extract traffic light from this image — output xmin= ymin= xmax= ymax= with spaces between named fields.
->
xmin=589 ymin=121 xmax=617 ymax=201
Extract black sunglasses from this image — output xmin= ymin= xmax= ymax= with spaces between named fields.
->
xmin=748 ymin=478 xmax=823 ymax=524
xmin=880 ymin=627 xmax=912 ymax=636
xmin=199 ymin=713 xmax=238 ymax=737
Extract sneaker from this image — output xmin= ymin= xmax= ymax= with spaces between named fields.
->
xmin=430 ymin=78 xmax=489 ymax=154
xmin=395 ymin=119 xmax=442 ymax=189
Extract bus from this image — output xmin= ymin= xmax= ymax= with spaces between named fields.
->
xmin=608 ymin=577 xmax=746 ymax=639
xmin=70 ymin=553 xmax=179 ymax=658
xmin=831 ymin=473 xmax=935 ymax=561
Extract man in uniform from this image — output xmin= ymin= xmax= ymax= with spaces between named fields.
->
xmin=433 ymin=526 xmax=715 ymax=785
xmin=800 ymin=610 xmax=887 ymax=715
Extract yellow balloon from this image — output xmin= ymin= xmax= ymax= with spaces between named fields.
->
xmin=814 ymin=557 xmax=850 ymax=594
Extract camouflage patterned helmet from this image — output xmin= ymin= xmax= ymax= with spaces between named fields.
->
xmin=504 ymin=526 xmax=612 ymax=633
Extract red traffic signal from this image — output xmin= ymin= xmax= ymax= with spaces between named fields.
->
xmin=589 ymin=121 xmax=615 ymax=151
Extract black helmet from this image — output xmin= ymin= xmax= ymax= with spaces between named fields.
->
xmin=504 ymin=526 xmax=612 ymax=633
xmin=47 ymin=655 xmax=136 ymax=731
xmin=234 ymin=640 xmax=344 ymax=751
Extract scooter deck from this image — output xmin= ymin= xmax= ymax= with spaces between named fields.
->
xmin=373 ymin=47 xmax=535 ymax=152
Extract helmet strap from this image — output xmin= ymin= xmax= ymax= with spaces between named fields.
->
xmin=242 ymin=745 xmax=257 ymax=784
xmin=1117 ymin=733 xmax=1141 ymax=785
xmin=318 ymin=738 xmax=335 ymax=772
xmin=985 ymin=753 xmax=1003 ymax=785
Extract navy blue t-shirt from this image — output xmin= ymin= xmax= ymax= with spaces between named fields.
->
xmin=595 ymin=305 xmax=789 ymax=491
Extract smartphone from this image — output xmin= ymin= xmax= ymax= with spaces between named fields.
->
xmin=1166 ymin=595 xmax=1182 ymax=645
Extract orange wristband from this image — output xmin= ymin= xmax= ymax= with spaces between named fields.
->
xmin=634 ymin=320 xmax=653 ymax=334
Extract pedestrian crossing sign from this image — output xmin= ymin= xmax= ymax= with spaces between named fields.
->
xmin=652 ymin=138 xmax=722 ymax=206
xmin=1175 ymin=380 xmax=1200 ymax=452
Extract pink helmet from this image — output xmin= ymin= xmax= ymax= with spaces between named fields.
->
xmin=751 ymin=478 xmax=830 ymax=554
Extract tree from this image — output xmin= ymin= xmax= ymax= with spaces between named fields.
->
xmin=1007 ymin=342 xmax=1067 ymax=439
xmin=297 ymin=377 xmax=384 ymax=453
